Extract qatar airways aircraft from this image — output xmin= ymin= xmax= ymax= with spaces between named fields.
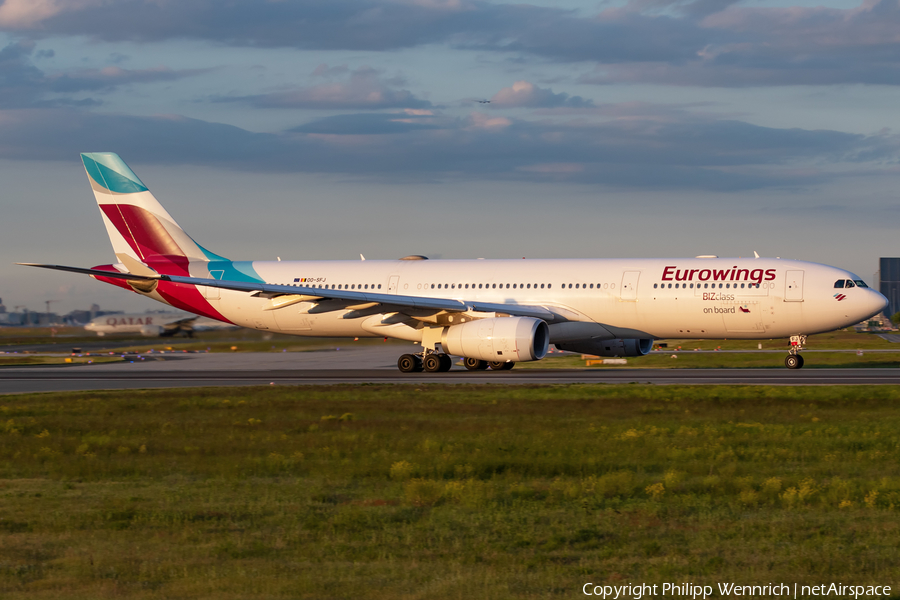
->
xmin=21 ymin=153 xmax=888 ymax=372
xmin=84 ymin=311 xmax=236 ymax=337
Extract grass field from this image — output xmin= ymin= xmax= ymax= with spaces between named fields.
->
xmin=2 ymin=385 xmax=899 ymax=598
xmin=527 ymin=350 xmax=900 ymax=369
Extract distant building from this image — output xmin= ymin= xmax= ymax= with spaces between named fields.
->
xmin=879 ymin=258 xmax=900 ymax=320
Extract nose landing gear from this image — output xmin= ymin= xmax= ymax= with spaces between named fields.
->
xmin=785 ymin=335 xmax=807 ymax=369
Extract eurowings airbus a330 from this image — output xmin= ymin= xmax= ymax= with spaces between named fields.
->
xmin=21 ymin=153 xmax=888 ymax=372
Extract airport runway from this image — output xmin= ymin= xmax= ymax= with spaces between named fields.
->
xmin=2 ymin=347 xmax=899 ymax=393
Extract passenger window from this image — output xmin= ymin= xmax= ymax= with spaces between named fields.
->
xmin=667 ymin=283 xmax=672 ymax=289
xmin=654 ymin=283 xmax=658 ymax=289
xmin=575 ymin=284 xmax=579 ymax=289
xmin=541 ymin=284 xmax=545 ymax=289
xmin=492 ymin=284 xmax=496 ymax=289
xmin=506 ymin=283 xmax=510 ymax=289
xmin=526 ymin=283 xmax=531 ymax=289
xmin=513 ymin=284 xmax=517 ymax=289
xmin=479 ymin=284 xmax=482 ymax=289
xmin=569 ymin=283 xmax=573 ymax=289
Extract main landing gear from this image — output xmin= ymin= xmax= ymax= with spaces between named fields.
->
xmin=785 ymin=335 xmax=807 ymax=369
xmin=397 ymin=352 xmax=516 ymax=373
xmin=397 ymin=352 xmax=452 ymax=373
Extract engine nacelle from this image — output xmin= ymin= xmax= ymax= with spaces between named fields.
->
xmin=442 ymin=317 xmax=550 ymax=362
xmin=555 ymin=338 xmax=653 ymax=357
xmin=140 ymin=325 xmax=164 ymax=337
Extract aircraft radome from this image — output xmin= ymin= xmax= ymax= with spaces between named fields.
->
xmin=20 ymin=153 xmax=888 ymax=372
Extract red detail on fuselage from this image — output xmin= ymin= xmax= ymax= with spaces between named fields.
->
xmin=145 ymin=254 xmax=190 ymax=276
xmin=89 ymin=264 xmax=232 ymax=325
xmin=89 ymin=264 xmax=134 ymax=291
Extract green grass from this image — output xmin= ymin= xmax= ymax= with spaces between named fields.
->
xmin=525 ymin=350 xmax=900 ymax=369
xmin=2 ymin=385 xmax=900 ymax=598
xmin=0 ymin=356 xmax=123 ymax=366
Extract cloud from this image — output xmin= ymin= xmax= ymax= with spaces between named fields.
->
xmin=213 ymin=66 xmax=431 ymax=110
xmin=0 ymin=0 xmax=104 ymax=28
xmin=490 ymin=81 xmax=592 ymax=108
xmin=0 ymin=41 xmax=207 ymax=108
xmin=5 ymin=0 xmax=898 ymax=87
xmin=291 ymin=111 xmax=442 ymax=135
xmin=1 ymin=105 xmax=897 ymax=191
xmin=47 ymin=65 xmax=209 ymax=93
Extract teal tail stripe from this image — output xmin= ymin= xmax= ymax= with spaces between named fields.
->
xmin=82 ymin=152 xmax=149 ymax=194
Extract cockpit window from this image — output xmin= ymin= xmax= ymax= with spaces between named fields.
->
xmin=834 ymin=280 xmax=845 ymax=288
xmin=845 ymin=280 xmax=855 ymax=288
xmin=854 ymin=280 xmax=868 ymax=288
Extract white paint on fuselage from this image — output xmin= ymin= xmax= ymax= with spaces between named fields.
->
xmin=195 ymin=257 xmax=887 ymax=342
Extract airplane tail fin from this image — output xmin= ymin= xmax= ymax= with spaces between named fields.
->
xmin=81 ymin=152 xmax=226 ymax=274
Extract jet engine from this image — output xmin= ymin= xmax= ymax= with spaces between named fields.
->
xmin=555 ymin=338 xmax=653 ymax=357
xmin=441 ymin=317 xmax=549 ymax=362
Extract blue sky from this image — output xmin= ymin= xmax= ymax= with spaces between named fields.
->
xmin=2 ymin=0 xmax=899 ymax=314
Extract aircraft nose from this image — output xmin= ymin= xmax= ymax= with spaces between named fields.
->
xmin=861 ymin=289 xmax=889 ymax=321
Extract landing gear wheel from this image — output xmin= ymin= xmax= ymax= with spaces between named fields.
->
xmin=785 ymin=354 xmax=804 ymax=369
xmin=398 ymin=354 xmax=422 ymax=373
xmin=488 ymin=361 xmax=515 ymax=371
xmin=438 ymin=354 xmax=453 ymax=372
xmin=423 ymin=354 xmax=443 ymax=373
xmin=464 ymin=357 xmax=489 ymax=371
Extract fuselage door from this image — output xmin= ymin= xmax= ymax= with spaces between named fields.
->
xmin=784 ymin=270 xmax=804 ymax=302
xmin=620 ymin=271 xmax=640 ymax=301
xmin=388 ymin=275 xmax=400 ymax=294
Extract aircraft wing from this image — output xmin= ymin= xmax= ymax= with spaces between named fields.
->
xmin=19 ymin=263 xmax=560 ymax=321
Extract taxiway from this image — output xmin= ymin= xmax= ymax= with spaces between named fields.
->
xmin=2 ymin=347 xmax=899 ymax=393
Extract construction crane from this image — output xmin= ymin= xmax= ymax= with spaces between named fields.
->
xmin=45 ymin=300 xmax=58 ymax=325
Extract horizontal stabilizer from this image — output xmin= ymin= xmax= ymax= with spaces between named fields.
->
xmin=17 ymin=263 xmax=162 ymax=282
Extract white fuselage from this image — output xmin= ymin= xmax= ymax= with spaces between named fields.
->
xmin=191 ymin=257 xmax=886 ymax=342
